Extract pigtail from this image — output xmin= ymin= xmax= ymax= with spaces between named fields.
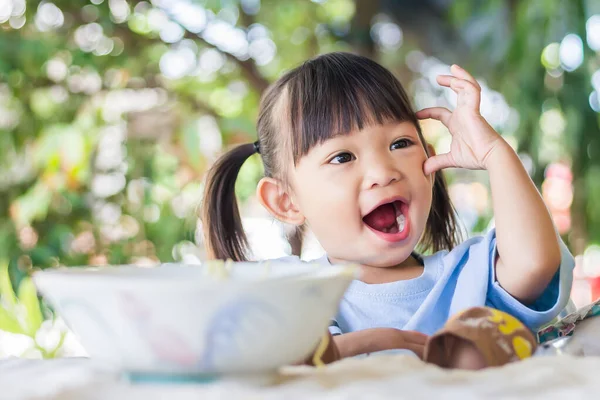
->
xmin=420 ymin=171 xmax=463 ymax=254
xmin=202 ymin=143 xmax=256 ymax=261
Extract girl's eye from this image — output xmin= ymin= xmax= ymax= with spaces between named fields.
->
xmin=390 ymin=139 xmax=413 ymax=150
xmin=329 ymin=152 xmax=355 ymax=164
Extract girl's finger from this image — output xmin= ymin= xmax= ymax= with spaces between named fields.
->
xmin=403 ymin=331 xmax=428 ymax=345
xmin=403 ymin=343 xmax=425 ymax=359
xmin=437 ymin=76 xmax=480 ymax=111
xmin=435 ymin=75 xmax=460 ymax=88
xmin=424 ymin=153 xmax=456 ymax=175
xmin=416 ymin=107 xmax=452 ymax=127
xmin=450 ymin=64 xmax=481 ymax=91
xmin=454 ymin=79 xmax=481 ymax=110
xmin=436 ymin=75 xmax=472 ymax=91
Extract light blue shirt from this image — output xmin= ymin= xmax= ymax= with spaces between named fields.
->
xmin=281 ymin=229 xmax=575 ymax=336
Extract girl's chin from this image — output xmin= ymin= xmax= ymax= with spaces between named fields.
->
xmin=356 ymin=248 xmax=418 ymax=268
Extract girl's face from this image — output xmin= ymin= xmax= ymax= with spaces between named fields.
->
xmin=288 ymin=121 xmax=433 ymax=268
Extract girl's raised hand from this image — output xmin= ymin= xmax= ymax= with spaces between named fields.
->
xmin=416 ymin=65 xmax=505 ymax=175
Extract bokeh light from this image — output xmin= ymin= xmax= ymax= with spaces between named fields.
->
xmin=539 ymin=108 xmax=566 ymax=137
xmin=159 ymin=46 xmax=197 ymax=79
xmin=159 ymin=20 xmax=185 ymax=43
xmin=202 ymin=20 xmax=249 ymax=60
xmin=34 ymin=2 xmax=64 ymax=32
xmin=371 ymin=19 xmax=403 ymax=51
xmin=583 ymin=245 xmax=600 ymax=277
xmin=586 ymin=14 xmax=600 ymax=51
xmin=109 ymin=0 xmax=130 ymax=23
xmin=559 ymin=34 xmax=584 ymax=72
xmin=590 ymin=91 xmax=600 ymax=113
xmin=0 ymin=0 xmax=25 ymax=24
xmin=542 ymin=163 xmax=573 ymax=234
xmin=171 ymin=1 xmax=207 ymax=33
xmin=541 ymin=42 xmax=560 ymax=70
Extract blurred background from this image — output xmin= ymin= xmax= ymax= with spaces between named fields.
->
xmin=1 ymin=0 xmax=600 ymax=358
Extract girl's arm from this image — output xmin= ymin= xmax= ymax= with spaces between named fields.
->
xmin=302 ymin=329 xmax=427 ymax=365
xmin=334 ymin=328 xmax=427 ymax=359
xmin=485 ymin=141 xmax=560 ymax=303
xmin=416 ymin=65 xmax=561 ymax=304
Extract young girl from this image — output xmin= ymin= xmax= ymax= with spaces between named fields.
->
xmin=201 ymin=52 xmax=574 ymax=365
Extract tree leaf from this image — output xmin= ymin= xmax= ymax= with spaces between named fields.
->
xmin=0 ymin=259 xmax=17 ymax=307
xmin=0 ymin=305 xmax=24 ymax=335
xmin=17 ymin=278 xmax=43 ymax=337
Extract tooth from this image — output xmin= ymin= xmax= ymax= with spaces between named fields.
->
xmin=397 ymin=214 xmax=406 ymax=232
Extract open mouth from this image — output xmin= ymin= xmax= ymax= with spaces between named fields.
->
xmin=362 ymin=200 xmax=407 ymax=234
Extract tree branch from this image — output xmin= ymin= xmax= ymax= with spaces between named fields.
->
xmin=169 ymin=11 xmax=271 ymax=94
xmin=182 ymin=93 xmax=220 ymax=118
xmin=350 ymin=0 xmax=378 ymax=59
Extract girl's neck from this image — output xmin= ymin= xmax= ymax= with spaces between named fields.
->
xmin=330 ymin=254 xmax=425 ymax=284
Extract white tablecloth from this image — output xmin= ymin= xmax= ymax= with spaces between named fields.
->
xmin=2 ymin=355 xmax=600 ymax=400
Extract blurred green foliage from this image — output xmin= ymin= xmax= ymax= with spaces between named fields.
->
xmin=0 ymin=260 xmax=65 ymax=358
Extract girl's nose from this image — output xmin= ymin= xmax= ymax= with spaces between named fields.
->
xmin=362 ymin=159 xmax=403 ymax=189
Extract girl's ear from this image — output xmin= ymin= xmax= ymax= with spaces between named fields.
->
xmin=426 ymin=143 xmax=436 ymax=184
xmin=256 ymin=177 xmax=306 ymax=226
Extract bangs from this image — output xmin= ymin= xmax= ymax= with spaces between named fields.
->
xmin=284 ymin=52 xmax=418 ymax=164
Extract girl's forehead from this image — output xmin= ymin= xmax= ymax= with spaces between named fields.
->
xmin=325 ymin=120 xmax=420 ymax=141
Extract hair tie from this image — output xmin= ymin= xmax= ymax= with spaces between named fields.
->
xmin=253 ymin=141 xmax=261 ymax=154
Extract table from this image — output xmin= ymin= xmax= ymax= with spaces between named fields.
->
xmin=2 ymin=355 xmax=600 ymax=399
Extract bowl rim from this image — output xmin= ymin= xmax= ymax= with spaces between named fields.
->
xmin=32 ymin=262 xmax=359 ymax=290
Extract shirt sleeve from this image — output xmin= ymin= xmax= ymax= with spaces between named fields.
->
xmin=484 ymin=229 xmax=575 ymax=331
xmin=328 ymin=319 xmax=343 ymax=336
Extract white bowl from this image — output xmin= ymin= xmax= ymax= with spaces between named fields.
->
xmin=33 ymin=261 xmax=355 ymax=375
